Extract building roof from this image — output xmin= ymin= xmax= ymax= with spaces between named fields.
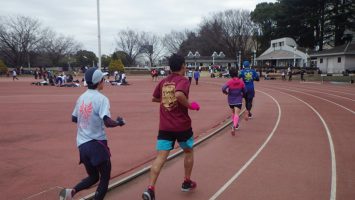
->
xmin=185 ymin=56 xmax=236 ymax=62
xmin=310 ymin=43 xmax=355 ymax=57
xmin=256 ymin=50 xmax=302 ymax=60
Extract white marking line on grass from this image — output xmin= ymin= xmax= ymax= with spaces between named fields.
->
xmin=300 ymin=81 xmax=321 ymax=84
xmin=280 ymin=91 xmax=337 ymax=200
xmin=209 ymin=90 xmax=281 ymax=200
xmin=271 ymin=87 xmax=355 ymax=114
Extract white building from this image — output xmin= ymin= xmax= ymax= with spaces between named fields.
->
xmin=185 ymin=51 xmax=237 ymax=69
xmin=310 ymin=42 xmax=355 ymax=74
xmin=256 ymin=37 xmax=310 ymax=67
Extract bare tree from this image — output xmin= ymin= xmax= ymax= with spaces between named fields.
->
xmin=0 ymin=15 xmax=44 ymax=67
xmin=40 ymin=29 xmax=82 ymax=67
xmin=213 ymin=9 xmax=256 ymax=58
xmin=178 ymin=9 xmax=256 ymax=60
xmin=197 ymin=18 xmax=225 ymax=56
xmin=140 ymin=32 xmax=165 ymax=67
xmin=115 ymin=29 xmax=143 ymax=66
xmin=163 ymin=30 xmax=187 ymax=54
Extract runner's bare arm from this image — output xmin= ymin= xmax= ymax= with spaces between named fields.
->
xmin=103 ymin=115 xmax=125 ymax=127
xmin=175 ymin=91 xmax=190 ymax=108
xmin=152 ymin=97 xmax=160 ymax=103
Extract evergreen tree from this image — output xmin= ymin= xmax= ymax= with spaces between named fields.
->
xmin=327 ymin=0 xmax=354 ymax=46
xmin=108 ymin=59 xmax=124 ymax=73
xmin=0 ymin=59 xmax=8 ymax=75
xmin=251 ymin=2 xmax=279 ymax=52
xmin=251 ymin=0 xmax=354 ymax=51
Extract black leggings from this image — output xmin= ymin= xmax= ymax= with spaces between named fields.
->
xmin=245 ymin=97 xmax=253 ymax=111
xmin=74 ymin=160 xmax=111 ymax=200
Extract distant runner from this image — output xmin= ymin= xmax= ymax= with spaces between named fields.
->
xmin=222 ymin=67 xmax=247 ymax=135
xmin=239 ymin=61 xmax=259 ymax=119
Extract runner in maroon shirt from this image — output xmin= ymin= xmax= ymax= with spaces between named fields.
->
xmin=142 ymin=54 xmax=200 ymax=200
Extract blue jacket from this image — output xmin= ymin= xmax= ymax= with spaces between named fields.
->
xmin=239 ymin=68 xmax=259 ymax=90
xmin=193 ymin=71 xmax=200 ymax=79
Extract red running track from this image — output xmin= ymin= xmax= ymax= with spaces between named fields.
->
xmin=102 ymin=79 xmax=354 ymax=200
xmin=0 ymin=77 xmax=354 ymax=199
xmin=0 ymin=76 xmax=230 ymax=200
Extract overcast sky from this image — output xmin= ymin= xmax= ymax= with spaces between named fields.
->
xmin=0 ymin=0 xmax=275 ymax=55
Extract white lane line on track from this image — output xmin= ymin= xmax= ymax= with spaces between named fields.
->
xmin=23 ymin=186 xmax=62 ymax=200
xmin=264 ymin=86 xmax=355 ymax=115
xmin=288 ymin=87 xmax=355 ymax=102
xmin=209 ymin=90 xmax=281 ymax=200
xmin=279 ymin=91 xmax=337 ymax=200
xmin=271 ymin=83 xmax=355 ymax=96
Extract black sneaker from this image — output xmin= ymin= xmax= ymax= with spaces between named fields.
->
xmin=248 ymin=112 xmax=253 ymax=119
xmin=142 ymin=188 xmax=155 ymax=200
xmin=235 ymin=124 xmax=240 ymax=130
xmin=181 ymin=179 xmax=197 ymax=192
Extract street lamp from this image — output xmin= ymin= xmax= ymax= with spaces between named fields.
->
xmin=67 ymin=55 xmax=71 ymax=71
xmin=293 ymin=46 xmax=297 ymax=67
xmin=305 ymin=48 xmax=309 ymax=67
xmin=238 ymin=51 xmax=242 ymax=69
xmin=27 ymin=53 xmax=31 ymax=70
xmin=212 ymin=51 xmax=218 ymax=65
xmin=96 ymin=0 xmax=102 ymax=69
xmin=194 ymin=51 xmax=200 ymax=68
xmin=187 ymin=51 xmax=200 ymax=68
xmin=253 ymin=50 xmax=256 ymax=66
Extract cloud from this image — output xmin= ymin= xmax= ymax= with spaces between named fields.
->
xmin=0 ymin=0 xmax=276 ymax=55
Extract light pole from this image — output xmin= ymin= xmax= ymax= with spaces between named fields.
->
xmin=193 ymin=51 xmax=200 ymax=68
xmin=27 ymin=53 xmax=31 ymax=70
xmin=187 ymin=51 xmax=193 ymax=63
xmin=293 ymin=46 xmax=296 ymax=67
xmin=253 ymin=50 xmax=256 ymax=67
xmin=212 ymin=51 xmax=218 ymax=65
xmin=97 ymin=0 xmax=102 ymax=69
xmin=238 ymin=51 xmax=241 ymax=69
xmin=68 ymin=55 xmax=71 ymax=71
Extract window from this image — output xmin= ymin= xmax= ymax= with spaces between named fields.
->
xmin=320 ymin=58 xmax=323 ymax=63
xmin=272 ymin=43 xmax=276 ymax=48
xmin=338 ymin=57 xmax=341 ymax=63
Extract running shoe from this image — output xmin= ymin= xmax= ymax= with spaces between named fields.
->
xmin=142 ymin=188 xmax=155 ymax=200
xmin=231 ymin=125 xmax=235 ymax=136
xmin=181 ymin=179 xmax=197 ymax=192
xmin=235 ymin=124 xmax=240 ymax=130
xmin=59 ymin=188 xmax=73 ymax=200
xmin=248 ymin=112 xmax=253 ymax=119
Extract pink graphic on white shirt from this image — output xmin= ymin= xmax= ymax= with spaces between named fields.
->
xmin=79 ymin=101 xmax=93 ymax=128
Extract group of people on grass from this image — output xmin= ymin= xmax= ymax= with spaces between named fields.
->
xmin=31 ymin=72 xmax=81 ymax=87
xmin=109 ymin=71 xmax=128 ymax=86
xmin=29 ymin=69 xmax=129 ymax=88
xmin=59 ymin=55 xmax=259 ymax=200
